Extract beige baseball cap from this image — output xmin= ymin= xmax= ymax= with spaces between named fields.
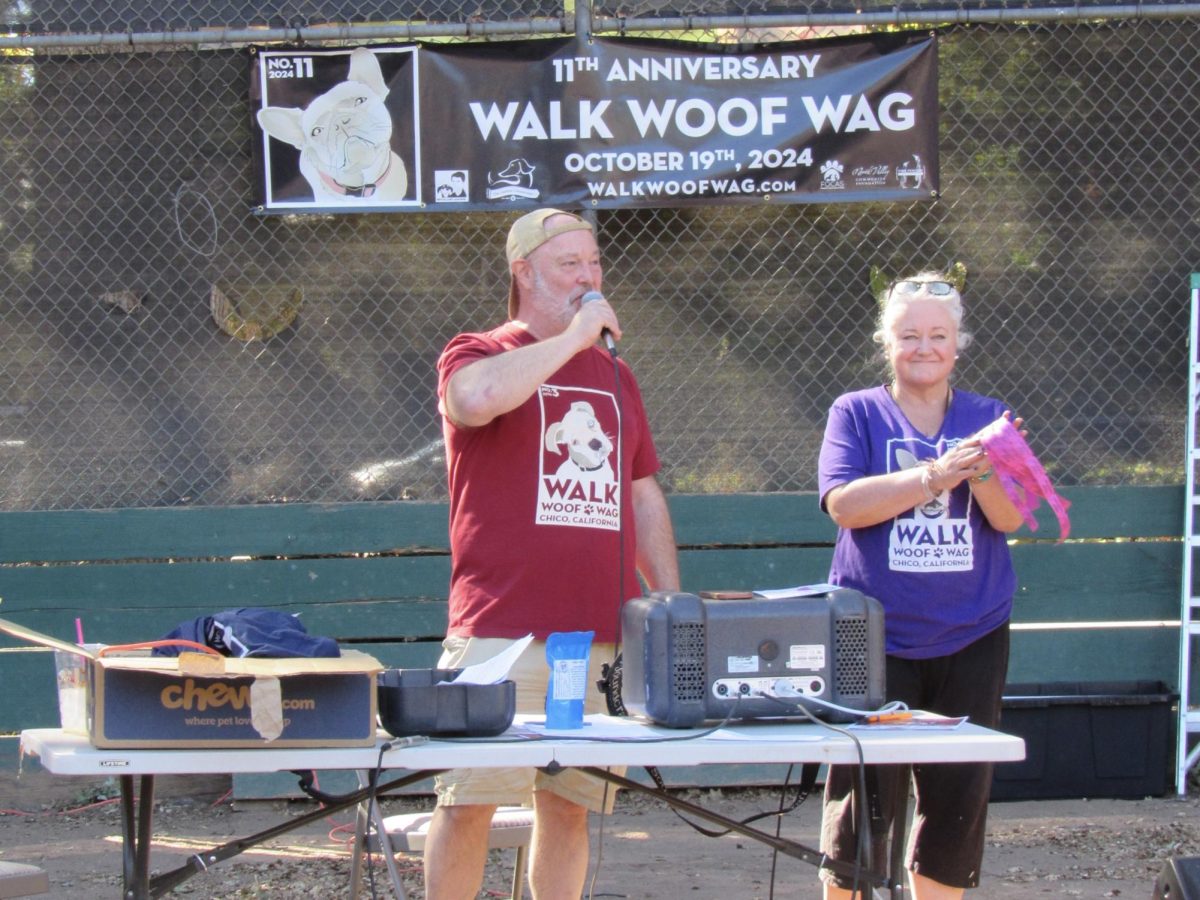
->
xmin=505 ymin=208 xmax=593 ymax=319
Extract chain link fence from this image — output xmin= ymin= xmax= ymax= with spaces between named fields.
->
xmin=0 ymin=2 xmax=1197 ymax=510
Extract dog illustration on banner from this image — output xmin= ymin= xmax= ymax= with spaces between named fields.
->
xmin=486 ymin=158 xmax=539 ymax=201
xmin=257 ymin=48 xmax=408 ymax=202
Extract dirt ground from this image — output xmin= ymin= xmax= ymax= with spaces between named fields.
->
xmin=3 ymin=766 xmax=1200 ymax=899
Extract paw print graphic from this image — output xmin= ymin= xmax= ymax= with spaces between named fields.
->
xmin=820 ymin=159 xmax=844 ymax=186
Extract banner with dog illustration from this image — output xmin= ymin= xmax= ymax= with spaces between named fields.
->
xmin=250 ymin=32 xmax=936 ymax=213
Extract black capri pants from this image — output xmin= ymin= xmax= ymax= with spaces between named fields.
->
xmin=819 ymin=622 xmax=1010 ymax=891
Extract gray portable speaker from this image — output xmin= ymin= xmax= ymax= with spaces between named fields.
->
xmin=619 ymin=588 xmax=886 ymax=727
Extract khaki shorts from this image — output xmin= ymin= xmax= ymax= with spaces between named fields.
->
xmin=432 ymin=635 xmax=623 ymax=813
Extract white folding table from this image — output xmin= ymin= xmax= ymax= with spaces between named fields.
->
xmin=19 ymin=714 xmax=1024 ymax=899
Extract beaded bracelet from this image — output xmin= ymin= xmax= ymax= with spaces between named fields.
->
xmin=920 ymin=462 xmax=938 ymax=501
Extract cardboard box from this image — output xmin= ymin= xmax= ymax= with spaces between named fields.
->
xmin=0 ymin=617 xmax=382 ymax=749
xmin=991 ymin=680 xmax=1176 ymax=800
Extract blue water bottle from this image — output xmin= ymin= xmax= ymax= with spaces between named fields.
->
xmin=544 ymin=630 xmax=594 ymax=729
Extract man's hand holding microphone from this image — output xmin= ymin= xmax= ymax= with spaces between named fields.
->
xmin=578 ymin=290 xmax=619 ymax=356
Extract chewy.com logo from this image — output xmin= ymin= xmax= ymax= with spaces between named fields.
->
xmin=160 ymin=679 xmax=316 ymax=711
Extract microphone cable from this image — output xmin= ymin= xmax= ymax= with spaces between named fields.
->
xmin=756 ymin=694 xmax=872 ymax=898
xmin=576 ymin=282 xmax=626 ymax=714
xmin=608 ymin=338 xmax=624 ymax=662
xmin=590 ymin=286 xmax=628 ymax=719
xmin=587 ymin=279 xmax=627 ymax=900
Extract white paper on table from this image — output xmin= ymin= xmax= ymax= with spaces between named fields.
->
xmin=847 ymin=711 xmax=969 ymax=730
xmin=450 ymin=633 xmax=535 ymax=685
xmin=753 ymin=583 xmax=840 ymax=599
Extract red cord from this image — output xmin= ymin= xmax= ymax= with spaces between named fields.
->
xmin=98 ymin=639 xmax=223 ymax=657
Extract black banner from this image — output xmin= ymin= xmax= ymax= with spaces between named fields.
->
xmin=251 ymin=33 xmax=937 ymax=214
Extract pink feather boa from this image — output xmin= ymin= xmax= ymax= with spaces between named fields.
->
xmin=975 ymin=416 xmax=1071 ymax=541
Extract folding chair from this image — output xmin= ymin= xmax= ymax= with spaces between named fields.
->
xmin=0 ymin=862 xmax=49 ymax=899
xmin=350 ymin=786 xmax=533 ymax=900
xmin=381 ymin=807 xmax=532 ymax=899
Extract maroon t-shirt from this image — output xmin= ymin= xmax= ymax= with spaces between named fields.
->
xmin=436 ymin=322 xmax=661 ymax=642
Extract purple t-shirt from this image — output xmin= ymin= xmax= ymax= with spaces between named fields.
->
xmin=818 ymin=385 xmax=1016 ymax=659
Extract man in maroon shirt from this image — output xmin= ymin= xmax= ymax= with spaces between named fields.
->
xmin=424 ymin=209 xmax=680 ymax=899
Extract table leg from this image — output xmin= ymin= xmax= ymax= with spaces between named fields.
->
xmin=141 ymin=769 xmax=439 ymax=898
xmin=576 ymin=766 xmax=894 ymax=891
xmin=135 ymin=775 xmax=155 ymax=894
xmin=888 ymin=768 xmax=911 ymax=900
xmin=861 ymin=764 xmax=914 ymax=899
xmin=119 ymin=775 xmax=136 ymax=896
xmin=350 ymin=797 xmax=367 ymax=899
xmin=119 ymin=774 xmax=155 ymax=900
xmin=350 ymin=771 xmax=409 ymax=900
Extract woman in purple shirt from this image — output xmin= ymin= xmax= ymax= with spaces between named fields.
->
xmin=817 ymin=272 xmax=1025 ymax=900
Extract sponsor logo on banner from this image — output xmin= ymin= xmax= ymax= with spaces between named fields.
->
xmin=487 ymin=158 xmax=540 ymax=200
xmin=434 ymin=169 xmax=470 ymax=201
xmin=851 ymin=164 xmax=890 ymax=188
xmin=897 ymin=154 xmax=926 ymax=189
xmin=819 ymin=159 xmax=845 ymax=190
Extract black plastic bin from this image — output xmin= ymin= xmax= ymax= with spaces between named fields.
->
xmin=990 ymin=680 xmax=1177 ymax=801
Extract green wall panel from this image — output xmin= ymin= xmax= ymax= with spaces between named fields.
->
xmin=0 ymin=486 xmax=1185 ymax=745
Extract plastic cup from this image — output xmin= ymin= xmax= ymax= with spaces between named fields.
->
xmin=545 ymin=631 xmax=594 ymax=730
xmin=54 ymin=649 xmax=90 ymax=734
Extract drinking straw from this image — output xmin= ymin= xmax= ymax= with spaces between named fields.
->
xmin=75 ymin=618 xmax=84 ymax=645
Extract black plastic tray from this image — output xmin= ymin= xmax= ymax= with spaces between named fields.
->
xmin=377 ymin=668 xmax=516 ymax=737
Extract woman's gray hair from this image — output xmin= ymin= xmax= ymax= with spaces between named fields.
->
xmin=871 ymin=270 xmax=974 ymax=353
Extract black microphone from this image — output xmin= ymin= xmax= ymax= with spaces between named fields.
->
xmin=581 ymin=290 xmax=618 ymax=356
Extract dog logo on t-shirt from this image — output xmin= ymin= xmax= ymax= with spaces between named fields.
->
xmin=896 ymin=448 xmax=947 ymax=518
xmin=544 ymin=401 xmax=615 ymax=482
xmin=536 ymin=387 xmax=620 ymax=531
xmin=887 ymin=439 xmax=974 ymax=572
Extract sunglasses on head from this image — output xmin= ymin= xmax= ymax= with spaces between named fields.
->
xmin=890 ymin=280 xmax=955 ymax=297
